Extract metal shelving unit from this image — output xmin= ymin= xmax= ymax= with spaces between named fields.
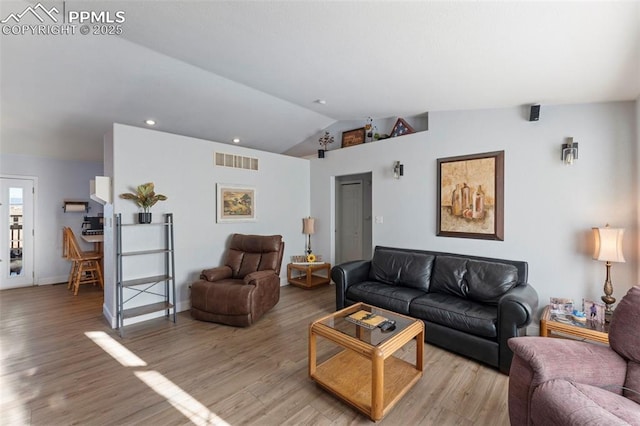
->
xmin=116 ymin=213 xmax=176 ymax=336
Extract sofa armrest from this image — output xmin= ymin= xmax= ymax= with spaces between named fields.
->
xmin=497 ymin=284 xmax=539 ymax=373
xmin=331 ymin=260 xmax=371 ymax=310
xmin=243 ymin=270 xmax=278 ymax=286
xmin=499 ymin=284 xmax=538 ymax=328
xmin=200 ymin=265 xmax=233 ymax=282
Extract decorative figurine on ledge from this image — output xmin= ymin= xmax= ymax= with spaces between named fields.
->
xmin=365 ymin=116 xmax=374 ymax=143
xmin=318 ymin=131 xmax=334 ymax=158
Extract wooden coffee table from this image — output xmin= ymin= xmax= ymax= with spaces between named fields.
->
xmin=309 ymin=303 xmax=424 ymax=421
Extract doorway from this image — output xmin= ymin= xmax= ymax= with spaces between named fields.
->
xmin=335 ymin=173 xmax=372 ymax=264
xmin=0 ymin=177 xmax=35 ymax=289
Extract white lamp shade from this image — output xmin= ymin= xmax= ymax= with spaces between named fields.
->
xmin=592 ymin=226 xmax=625 ymax=263
xmin=302 ymin=217 xmax=315 ymax=235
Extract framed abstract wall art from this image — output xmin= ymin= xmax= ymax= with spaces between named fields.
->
xmin=216 ymin=184 xmax=256 ymax=223
xmin=437 ymin=151 xmax=504 ymax=240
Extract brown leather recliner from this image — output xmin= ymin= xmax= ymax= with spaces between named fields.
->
xmin=190 ymin=234 xmax=284 ymax=327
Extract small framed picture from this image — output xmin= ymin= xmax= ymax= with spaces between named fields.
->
xmin=341 ymin=127 xmax=366 ymax=148
xmin=550 ymin=298 xmax=574 ymax=315
xmin=583 ymin=299 xmax=605 ymax=324
xmin=216 ymin=183 xmax=256 ymax=223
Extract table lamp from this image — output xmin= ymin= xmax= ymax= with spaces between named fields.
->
xmin=592 ymin=224 xmax=625 ymax=315
xmin=302 ymin=217 xmax=315 ymax=255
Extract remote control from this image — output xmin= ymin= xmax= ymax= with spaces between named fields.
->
xmin=379 ymin=320 xmax=396 ymax=332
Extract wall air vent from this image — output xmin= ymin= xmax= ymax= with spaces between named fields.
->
xmin=214 ymin=152 xmax=259 ymax=171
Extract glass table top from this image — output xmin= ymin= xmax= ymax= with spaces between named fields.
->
xmin=316 ymin=303 xmax=419 ymax=346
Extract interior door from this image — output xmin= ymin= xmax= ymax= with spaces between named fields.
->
xmin=337 ymin=180 xmax=363 ymax=264
xmin=0 ymin=178 xmax=34 ymax=289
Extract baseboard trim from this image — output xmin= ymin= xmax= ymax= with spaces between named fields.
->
xmin=37 ymin=275 xmax=68 ymax=286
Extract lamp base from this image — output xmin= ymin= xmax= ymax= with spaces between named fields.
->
xmin=601 ymin=261 xmax=616 ymax=321
xmin=604 ymin=309 xmax=614 ymax=324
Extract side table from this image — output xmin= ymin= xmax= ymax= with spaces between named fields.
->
xmin=287 ymin=262 xmax=331 ymax=289
xmin=540 ymin=305 xmax=609 ymax=345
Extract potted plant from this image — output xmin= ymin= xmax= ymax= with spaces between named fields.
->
xmin=317 ymin=131 xmax=334 ymax=158
xmin=119 ymin=182 xmax=167 ymax=224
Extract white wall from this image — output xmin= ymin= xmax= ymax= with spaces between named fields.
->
xmin=0 ymin=154 xmax=103 ymax=284
xmin=104 ymin=124 xmax=310 ymax=327
xmin=310 ymin=102 xmax=638 ymax=322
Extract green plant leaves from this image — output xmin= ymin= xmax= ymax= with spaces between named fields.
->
xmin=119 ymin=182 xmax=167 ymax=212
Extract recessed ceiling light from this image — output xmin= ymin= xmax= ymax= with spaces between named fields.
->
xmin=145 ymin=119 xmax=156 ymax=126
xmin=232 ymin=138 xmax=240 ymax=144
xmin=315 ymin=99 xmax=327 ymax=105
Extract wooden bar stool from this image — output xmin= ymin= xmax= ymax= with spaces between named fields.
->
xmin=64 ymin=227 xmax=103 ymax=295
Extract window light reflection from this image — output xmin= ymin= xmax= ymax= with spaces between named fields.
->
xmin=84 ymin=331 xmax=147 ymax=367
xmin=135 ymin=371 xmax=230 ymax=426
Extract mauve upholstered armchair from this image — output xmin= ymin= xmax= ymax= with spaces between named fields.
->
xmin=190 ymin=234 xmax=284 ymax=327
xmin=508 ymin=285 xmax=640 ymax=425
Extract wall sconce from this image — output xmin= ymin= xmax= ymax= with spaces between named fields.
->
xmin=62 ymin=201 xmax=89 ymax=213
xmin=592 ymin=224 xmax=625 ymax=318
xmin=302 ymin=217 xmax=315 ymax=255
xmin=393 ymin=161 xmax=404 ymax=179
xmin=561 ymin=137 xmax=579 ymax=165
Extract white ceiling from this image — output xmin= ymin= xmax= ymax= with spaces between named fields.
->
xmin=1 ymin=1 xmax=639 ymax=161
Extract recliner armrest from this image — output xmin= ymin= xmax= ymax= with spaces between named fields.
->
xmin=243 ymin=270 xmax=277 ymax=286
xmin=508 ymin=336 xmax=627 ymax=387
xmin=200 ymin=266 xmax=233 ymax=282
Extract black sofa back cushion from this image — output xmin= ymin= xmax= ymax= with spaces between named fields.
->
xmin=466 ymin=259 xmax=518 ymax=304
xmin=368 ymin=247 xmax=434 ymax=292
xmin=430 ymin=256 xmax=518 ymax=304
xmin=430 ymin=256 xmax=468 ymax=298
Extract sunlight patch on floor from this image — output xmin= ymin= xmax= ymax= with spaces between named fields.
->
xmin=86 ymin=331 xmax=229 ymax=425
xmin=0 ymin=371 xmax=30 ymax=425
xmin=135 ymin=370 xmax=230 ymax=426
xmin=0 ymin=342 xmax=31 ymax=425
xmin=84 ymin=331 xmax=147 ymax=367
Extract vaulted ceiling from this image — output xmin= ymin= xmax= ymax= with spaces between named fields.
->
xmin=1 ymin=1 xmax=638 ymax=161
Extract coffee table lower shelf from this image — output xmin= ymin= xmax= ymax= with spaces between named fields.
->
xmin=312 ymin=349 xmax=422 ymax=420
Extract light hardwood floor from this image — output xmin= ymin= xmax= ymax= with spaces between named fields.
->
xmin=0 ymin=283 xmax=510 ymax=425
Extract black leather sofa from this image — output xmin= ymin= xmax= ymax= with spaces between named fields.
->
xmin=331 ymin=246 xmax=538 ymax=374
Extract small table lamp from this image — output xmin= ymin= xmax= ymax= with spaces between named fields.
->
xmin=302 ymin=217 xmax=315 ymax=255
xmin=592 ymin=224 xmax=625 ymax=315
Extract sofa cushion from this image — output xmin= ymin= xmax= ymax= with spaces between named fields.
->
xmin=429 ymin=256 xmax=468 ymax=298
xmin=429 ymin=256 xmax=518 ymax=304
xmin=368 ymin=247 xmax=434 ymax=292
xmin=410 ymin=292 xmax=498 ymax=338
xmin=531 ymin=379 xmax=640 ymax=426
xmin=465 ymin=259 xmax=518 ymax=305
xmin=346 ymin=281 xmax=425 ymax=315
